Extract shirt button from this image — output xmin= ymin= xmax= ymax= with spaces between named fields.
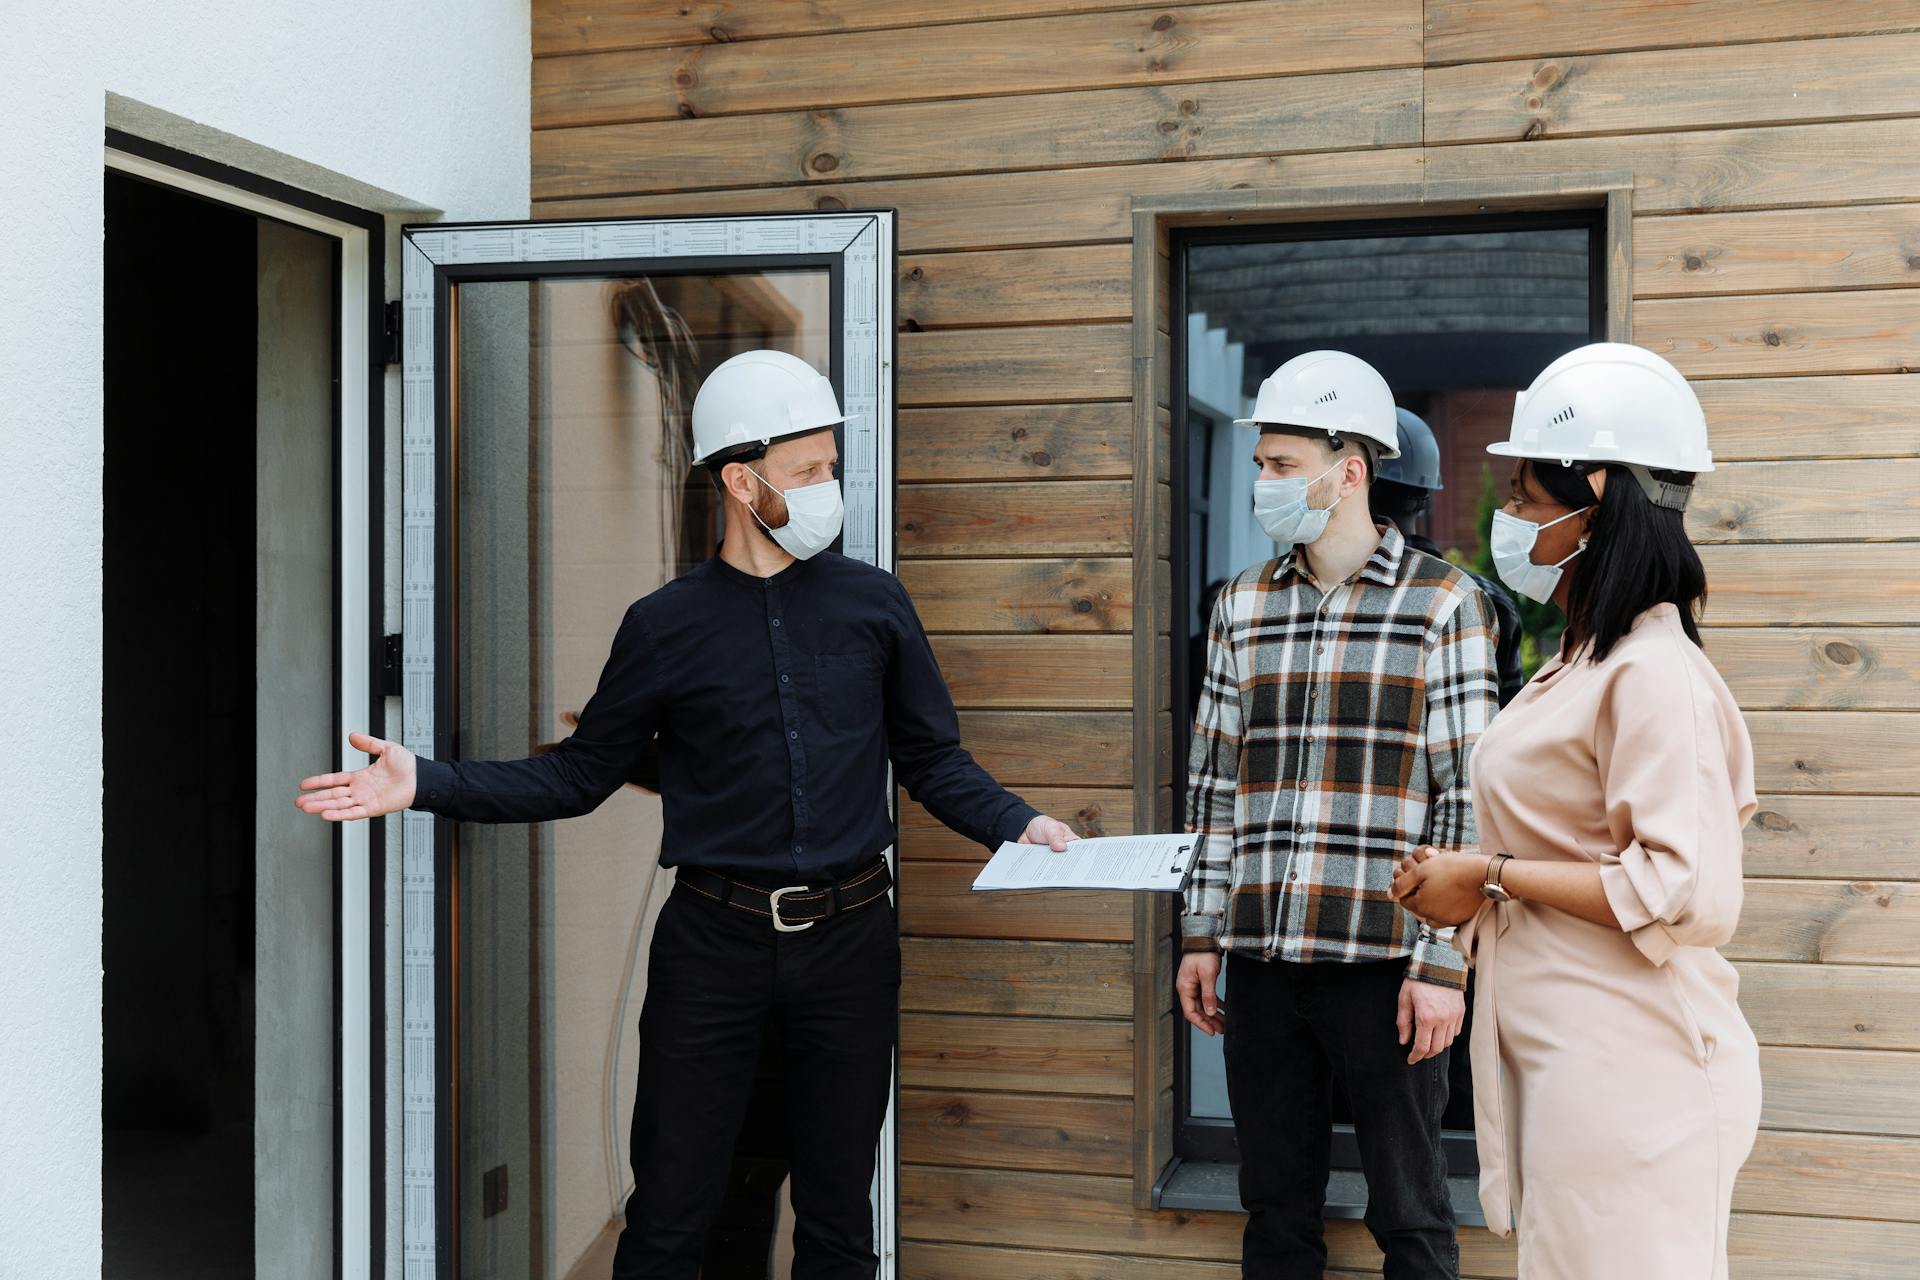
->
xmin=779 ymin=673 xmax=790 ymax=684
xmin=789 ymin=730 xmax=799 ymax=740
xmin=771 ymin=618 xmax=781 ymax=628
xmin=794 ymin=787 xmax=804 ymax=797
xmin=795 ymin=845 xmax=804 ymax=855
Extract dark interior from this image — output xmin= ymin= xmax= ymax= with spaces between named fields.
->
xmin=102 ymin=169 xmax=258 ymax=1279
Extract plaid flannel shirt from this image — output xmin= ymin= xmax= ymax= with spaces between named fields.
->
xmin=1182 ymin=522 xmax=1498 ymax=989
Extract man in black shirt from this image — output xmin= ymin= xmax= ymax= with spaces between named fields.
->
xmin=1376 ymin=407 xmax=1527 ymax=707
xmin=296 ymin=349 xmax=1076 ymax=1278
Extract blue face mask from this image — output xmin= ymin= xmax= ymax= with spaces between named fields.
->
xmin=1252 ymin=461 xmax=1343 ymax=548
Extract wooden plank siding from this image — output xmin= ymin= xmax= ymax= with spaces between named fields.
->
xmin=531 ymin=2 xmax=1920 ymax=1273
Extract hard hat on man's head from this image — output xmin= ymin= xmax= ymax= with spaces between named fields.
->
xmin=1235 ymin=349 xmax=1401 ymax=460
xmin=690 ymin=349 xmax=854 ymax=466
xmin=1490 ymin=342 xmax=1711 ymax=510
xmin=1378 ymin=407 xmax=1443 ymax=492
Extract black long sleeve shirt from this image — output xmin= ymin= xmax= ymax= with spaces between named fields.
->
xmin=408 ymin=550 xmax=1039 ymax=879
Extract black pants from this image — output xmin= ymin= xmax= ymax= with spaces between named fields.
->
xmin=610 ymin=876 xmax=900 ymax=1279
xmin=1223 ymin=954 xmax=1458 ymax=1280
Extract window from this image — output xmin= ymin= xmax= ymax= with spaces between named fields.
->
xmin=1165 ymin=210 xmax=1606 ymax=1214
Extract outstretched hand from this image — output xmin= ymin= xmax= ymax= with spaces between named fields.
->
xmin=294 ymin=730 xmax=416 ymax=823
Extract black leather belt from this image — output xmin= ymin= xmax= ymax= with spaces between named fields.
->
xmin=676 ymin=858 xmax=893 ymax=933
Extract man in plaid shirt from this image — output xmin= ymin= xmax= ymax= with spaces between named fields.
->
xmin=1177 ymin=351 xmax=1498 ymax=1280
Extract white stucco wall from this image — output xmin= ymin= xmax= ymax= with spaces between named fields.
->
xmin=0 ymin=5 xmax=529 ymax=1275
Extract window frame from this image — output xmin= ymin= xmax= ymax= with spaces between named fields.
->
xmin=1128 ymin=177 xmax=1634 ymax=1211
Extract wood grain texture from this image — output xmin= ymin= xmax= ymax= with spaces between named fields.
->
xmin=898 ymin=1014 xmax=1133 ymax=1094
xmin=901 ymin=325 xmax=1131 ymax=405
xmin=898 ymin=558 xmax=1135 ymax=633
xmin=1424 ymin=0 xmax=1920 ymax=65
xmin=900 ymin=937 xmax=1134 ymax=1017
xmin=899 ymin=481 xmax=1132 ymax=557
xmin=1635 ymin=205 xmax=1920 ymax=299
xmin=901 ymin=861 xmax=1135 ymax=942
xmin=1638 ymin=288 xmax=1920 ymax=378
xmin=1708 ymin=628 xmax=1920 ymax=711
xmin=538 ymin=117 xmax=1920 ymax=247
xmin=897 ymin=1088 xmax=1134 ymax=1175
xmin=1746 ymin=712 xmax=1919 ymax=795
xmin=1736 ymin=962 xmax=1920 ymax=1050
xmin=899 ymin=1243 xmax=1378 ymax=1279
xmin=531 ymin=69 xmax=1422 ymax=198
xmin=1419 ymin=117 xmax=1920 ymax=217
xmin=901 ymin=788 xmax=1135 ymax=863
xmin=1741 ymin=795 xmax=1920 ymax=880
xmin=535 ymin=148 xmax=1427 ymax=249
xmin=958 ymin=711 xmax=1135 ymax=787
xmin=1729 ymin=880 xmax=1920 ymax=965
xmin=1759 ymin=1047 xmax=1920 ymax=1136
xmin=897 ymin=1167 xmax=1522 ymax=1271
xmin=1687 ymin=459 xmax=1920 ymax=543
xmin=1700 ymin=545 xmax=1920 ymax=624
xmin=900 ymin=245 xmax=1135 ymax=328
xmin=1736 ymin=1130 xmax=1920 ymax=1220
xmin=534 ymin=0 xmax=1298 ymax=55
xmin=931 ymin=634 xmax=1138 ymax=709
xmin=902 ymin=1214 xmax=1920 ymax=1279
xmin=1693 ymin=375 xmax=1920 ymax=461
xmin=1425 ymin=32 xmax=1920 ymax=145
xmin=533 ymin=1 xmax=1422 ymax=127
xmin=899 ymin=404 xmax=1133 ymax=482
xmin=1724 ymin=1214 xmax=1920 ymax=1279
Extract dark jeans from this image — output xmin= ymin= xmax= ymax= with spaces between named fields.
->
xmin=1223 ymin=954 xmax=1458 ymax=1280
xmin=610 ymin=876 xmax=900 ymax=1279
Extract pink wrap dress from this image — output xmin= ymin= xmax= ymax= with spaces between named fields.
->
xmin=1455 ymin=603 xmax=1763 ymax=1277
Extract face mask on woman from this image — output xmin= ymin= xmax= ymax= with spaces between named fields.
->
xmin=745 ymin=466 xmax=844 ymax=560
xmin=1491 ymin=507 xmax=1590 ymax=604
xmin=1253 ymin=460 xmax=1344 ymax=548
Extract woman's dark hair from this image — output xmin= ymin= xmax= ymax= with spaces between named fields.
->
xmin=1528 ymin=459 xmax=1707 ymax=663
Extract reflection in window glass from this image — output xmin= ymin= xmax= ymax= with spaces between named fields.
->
xmin=1177 ymin=221 xmax=1595 ymax=1152
xmin=452 ymin=271 xmax=830 ymax=1278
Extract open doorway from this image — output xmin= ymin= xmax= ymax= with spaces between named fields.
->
xmin=102 ymin=167 xmax=340 ymax=1278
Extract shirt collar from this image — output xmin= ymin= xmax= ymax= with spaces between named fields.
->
xmin=709 ymin=543 xmax=815 ymax=589
xmin=1272 ymin=521 xmax=1405 ymax=589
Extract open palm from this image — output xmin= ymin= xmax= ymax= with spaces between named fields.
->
xmin=294 ymin=730 xmax=416 ymax=822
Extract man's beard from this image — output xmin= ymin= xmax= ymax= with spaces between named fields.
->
xmin=749 ymin=484 xmax=790 ymax=545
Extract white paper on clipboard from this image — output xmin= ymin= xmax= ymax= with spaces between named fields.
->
xmin=970 ymin=833 xmax=1201 ymax=893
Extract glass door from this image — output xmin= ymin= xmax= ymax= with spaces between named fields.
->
xmin=397 ymin=213 xmax=896 ymax=1280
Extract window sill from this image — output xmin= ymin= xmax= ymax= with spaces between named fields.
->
xmin=1152 ymin=1159 xmax=1488 ymax=1228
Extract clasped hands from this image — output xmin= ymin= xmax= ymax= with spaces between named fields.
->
xmin=1390 ymin=844 xmax=1493 ymax=928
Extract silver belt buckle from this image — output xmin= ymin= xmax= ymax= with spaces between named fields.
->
xmin=769 ymin=885 xmax=815 ymax=933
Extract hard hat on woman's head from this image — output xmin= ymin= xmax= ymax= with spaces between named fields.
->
xmin=1491 ymin=343 xmax=1711 ymax=510
xmin=690 ymin=349 xmax=854 ymax=466
xmin=1235 ymin=349 xmax=1402 ymax=460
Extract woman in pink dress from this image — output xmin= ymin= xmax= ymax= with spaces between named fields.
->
xmin=1390 ymin=343 xmax=1762 ymax=1278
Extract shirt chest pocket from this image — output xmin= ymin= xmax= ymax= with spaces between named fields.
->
xmin=811 ymin=651 xmax=881 ymax=733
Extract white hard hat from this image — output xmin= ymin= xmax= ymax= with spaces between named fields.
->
xmin=1490 ymin=343 xmax=1711 ymax=509
xmin=1235 ymin=350 xmax=1401 ymax=460
xmin=690 ymin=349 xmax=853 ymax=466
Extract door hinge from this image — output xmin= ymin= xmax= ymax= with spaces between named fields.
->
xmin=381 ymin=300 xmax=403 ymax=367
xmin=381 ymin=632 xmax=404 ymax=697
